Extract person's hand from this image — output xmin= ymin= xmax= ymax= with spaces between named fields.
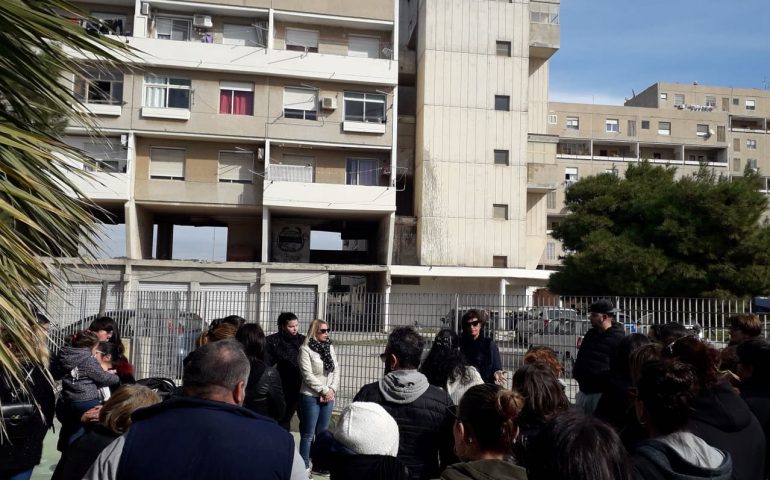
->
xmin=323 ymin=388 xmax=335 ymax=402
xmin=80 ymin=405 xmax=102 ymax=423
xmin=494 ymin=370 xmax=507 ymax=386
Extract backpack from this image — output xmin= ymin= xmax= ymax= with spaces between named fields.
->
xmin=136 ymin=377 xmax=178 ymax=401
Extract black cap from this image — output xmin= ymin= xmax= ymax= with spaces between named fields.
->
xmin=589 ymin=299 xmax=617 ymax=315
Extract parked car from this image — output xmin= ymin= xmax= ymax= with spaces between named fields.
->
xmin=528 ymin=318 xmax=592 ymax=376
xmin=517 ymin=307 xmax=582 ymax=345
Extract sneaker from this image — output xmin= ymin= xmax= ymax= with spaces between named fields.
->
xmin=306 ymin=467 xmax=312 ymax=479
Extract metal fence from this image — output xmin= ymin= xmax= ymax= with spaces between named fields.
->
xmin=43 ymin=288 xmax=757 ymax=406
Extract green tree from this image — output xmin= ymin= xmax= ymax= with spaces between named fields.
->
xmin=0 ymin=1 xmax=129 ymax=387
xmin=548 ymin=162 xmax=770 ymax=297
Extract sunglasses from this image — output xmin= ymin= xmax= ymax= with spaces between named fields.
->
xmin=319 ymin=329 xmax=330 ymax=334
xmin=666 ymin=334 xmax=698 ymax=355
xmin=466 ymin=320 xmax=480 ymax=328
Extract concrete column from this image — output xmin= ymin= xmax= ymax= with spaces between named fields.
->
xmin=261 ymin=207 xmax=270 ymax=262
xmin=267 ymin=9 xmax=275 ymax=50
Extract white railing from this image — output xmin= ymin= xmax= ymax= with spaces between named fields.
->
xmin=269 ymin=164 xmax=314 ymax=183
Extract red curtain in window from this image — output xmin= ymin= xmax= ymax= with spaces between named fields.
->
xmin=219 ymin=91 xmax=232 ymax=114
xmin=232 ymin=91 xmax=253 ymax=115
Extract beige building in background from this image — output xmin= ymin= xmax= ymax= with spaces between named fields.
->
xmin=53 ymin=0 xmax=563 ymax=319
xmin=542 ymin=82 xmax=770 ymax=266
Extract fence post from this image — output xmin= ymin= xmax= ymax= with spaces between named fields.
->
xmin=383 ymin=287 xmax=391 ymax=333
xmin=453 ymin=294 xmax=460 ymax=333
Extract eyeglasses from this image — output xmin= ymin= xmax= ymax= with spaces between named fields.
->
xmin=466 ymin=320 xmax=480 ymax=328
xmin=319 ymin=329 xmax=330 ymax=334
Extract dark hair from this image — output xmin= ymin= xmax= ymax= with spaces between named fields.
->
xmin=611 ymin=333 xmax=651 ymax=379
xmin=629 ymin=343 xmax=663 ymax=386
xmin=183 ymin=340 xmax=250 ymax=398
xmin=98 ymin=341 xmax=120 ymax=366
xmin=523 ymin=346 xmax=563 ymax=377
xmin=636 ymin=359 xmax=697 ymax=435
xmin=737 ymin=338 xmax=770 ymax=383
xmin=236 ymin=323 xmax=266 ymax=362
xmin=659 ymin=322 xmax=687 ymax=345
xmin=277 ymin=312 xmax=298 ymax=329
xmin=420 ymin=329 xmax=473 ymax=387
xmin=222 ymin=315 xmax=246 ymax=329
xmin=460 ymin=309 xmax=488 ymax=334
xmin=527 ymin=412 xmax=633 ymax=480
xmin=89 ymin=316 xmax=125 ymax=358
xmin=511 ymin=363 xmax=569 ymax=423
xmin=720 ymin=345 xmax=739 ymax=373
xmin=206 ymin=323 xmax=237 ymax=342
xmin=387 ymin=327 xmax=424 ymax=369
xmin=458 ymin=384 xmax=522 ymax=453
xmin=71 ymin=330 xmax=99 ymax=349
xmin=664 ymin=336 xmax=720 ymax=389
xmin=647 ymin=324 xmax=663 ymax=340
xmin=729 ymin=313 xmax=762 ymax=338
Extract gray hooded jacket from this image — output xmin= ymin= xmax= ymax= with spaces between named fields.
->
xmin=53 ymin=345 xmax=119 ymax=402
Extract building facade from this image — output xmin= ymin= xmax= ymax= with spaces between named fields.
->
xmin=53 ymin=0 xmax=561 ymax=318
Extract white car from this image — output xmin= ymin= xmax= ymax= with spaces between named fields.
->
xmin=528 ymin=318 xmax=593 ymax=376
xmin=517 ymin=307 xmax=582 ymax=345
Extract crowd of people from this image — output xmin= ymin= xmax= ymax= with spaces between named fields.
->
xmin=2 ymin=302 xmax=770 ymax=480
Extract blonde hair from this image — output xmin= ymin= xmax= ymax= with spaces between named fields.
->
xmin=305 ymin=319 xmax=328 ymax=344
xmin=100 ymin=384 xmax=161 ymax=434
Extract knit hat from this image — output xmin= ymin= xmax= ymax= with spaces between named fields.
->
xmin=333 ymin=402 xmax=400 ymax=457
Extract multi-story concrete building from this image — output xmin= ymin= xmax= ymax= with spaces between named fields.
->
xmin=543 ymin=82 xmax=770 ymax=266
xmin=52 ymin=0 xmax=562 ymax=317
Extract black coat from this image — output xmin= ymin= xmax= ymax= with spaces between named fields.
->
xmin=460 ymin=336 xmax=501 ymax=383
xmin=741 ymin=381 xmax=770 ymax=479
xmin=594 ymin=374 xmax=648 ymax=450
xmin=353 ymin=381 xmax=455 ymax=480
xmin=572 ymin=322 xmax=625 ymax=394
xmin=311 ymin=430 xmax=410 ymax=480
xmin=243 ymin=359 xmax=286 ymax=422
xmin=265 ymin=332 xmax=305 ymax=397
xmin=0 ymin=364 xmax=56 ymax=473
xmin=688 ymin=381 xmax=765 ymax=480
xmin=51 ymin=424 xmax=119 ymax=480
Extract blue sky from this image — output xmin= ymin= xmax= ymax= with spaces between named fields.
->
xmin=550 ymin=0 xmax=770 ymax=105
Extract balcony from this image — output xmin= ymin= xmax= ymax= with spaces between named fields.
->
xmin=61 ymin=136 xmax=129 ymax=201
xmin=731 ymin=116 xmax=766 ymax=133
xmin=529 ymin=1 xmax=560 ymax=59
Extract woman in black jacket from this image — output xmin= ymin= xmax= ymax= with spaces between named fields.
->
xmin=459 ymin=310 xmax=504 ymax=385
xmin=236 ymin=323 xmax=286 ymax=421
xmin=0 ymin=325 xmax=56 ymax=480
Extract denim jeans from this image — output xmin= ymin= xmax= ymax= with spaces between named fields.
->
xmin=3 ymin=468 xmax=34 ymax=480
xmin=298 ymin=394 xmax=334 ymax=468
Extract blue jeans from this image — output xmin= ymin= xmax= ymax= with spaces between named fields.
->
xmin=3 ymin=468 xmax=33 ymax=480
xmin=298 ymin=394 xmax=334 ymax=468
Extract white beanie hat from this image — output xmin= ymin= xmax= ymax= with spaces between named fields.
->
xmin=333 ymin=402 xmax=400 ymax=457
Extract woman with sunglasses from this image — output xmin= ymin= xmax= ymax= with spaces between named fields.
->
xmin=420 ymin=329 xmax=483 ymax=405
xmin=459 ymin=310 xmax=504 ymax=385
xmin=441 ymin=383 xmax=527 ymax=480
xmin=298 ymin=319 xmax=339 ymax=476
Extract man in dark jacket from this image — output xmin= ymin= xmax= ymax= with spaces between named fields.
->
xmin=736 ymin=338 xmax=770 ymax=479
xmin=266 ymin=311 xmax=305 ymax=430
xmin=354 ymin=327 xmax=455 ymax=480
xmin=572 ymin=299 xmax=625 ymax=413
xmin=83 ymin=340 xmax=306 ymax=480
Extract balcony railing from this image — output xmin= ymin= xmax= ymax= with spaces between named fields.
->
xmin=269 ymin=164 xmax=313 ymax=183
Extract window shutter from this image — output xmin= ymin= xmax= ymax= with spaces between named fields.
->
xmin=218 ymin=151 xmax=253 ymax=183
xmin=284 ymin=87 xmax=317 ymax=111
xmin=286 ymin=28 xmax=319 ymax=49
xmin=223 ymin=23 xmax=259 ymax=46
xmin=348 ymin=35 xmax=380 ymax=58
xmin=150 ymin=148 xmax=185 ymax=179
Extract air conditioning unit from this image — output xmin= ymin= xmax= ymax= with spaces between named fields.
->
xmin=321 ymin=97 xmax=337 ymax=110
xmin=257 ymin=147 xmax=265 ymax=160
xmin=140 ymin=2 xmax=150 ymax=16
xmin=193 ymin=14 xmax=213 ymax=28
xmin=120 ymin=134 xmax=129 ymax=148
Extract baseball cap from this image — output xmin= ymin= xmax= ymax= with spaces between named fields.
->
xmin=589 ymin=299 xmax=617 ymax=315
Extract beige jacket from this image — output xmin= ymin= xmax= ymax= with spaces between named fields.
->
xmin=298 ymin=344 xmax=339 ymax=397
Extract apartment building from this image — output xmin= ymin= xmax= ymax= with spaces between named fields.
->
xmin=542 ymin=81 xmax=770 ymax=266
xmin=50 ymin=0 xmax=561 ymax=321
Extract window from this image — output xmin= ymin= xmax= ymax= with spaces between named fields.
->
xmin=144 ymin=75 xmax=191 ymax=109
xmin=733 ymin=158 xmax=741 ymax=171
xmin=660 ymin=93 xmax=668 ymax=100
xmin=219 ymin=81 xmax=254 ymax=116
xmin=565 ymin=167 xmax=578 ymax=186
xmin=746 ymin=99 xmax=756 ymax=111
xmin=74 ymin=68 xmax=123 ymax=105
xmin=546 ymin=242 xmax=556 ymax=261
xmin=658 ymin=121 xmax=671 ymax=135
xmin=496 ymin=41 xmax=511 ymax=57
xmin=155 ymin=17 xmax=191 ymax=41
xmin=223 ymin=22 xmax=267 ymax=47
xmin=705 ymin=96 xmax=716 ymax=108
xmin=605 ymin=119 xmax=619 ymax=133
xmin=547 ymin=114 xmax=557 ymax=124
xmin=748 ymin=159 xmax=758 ymax=170
xmin=627 ymin=120 xmax=636 ymax=137
xmin=733 ymin=98 xmax=740 ymax=106
xmin=218 ymin=151 xmax=253 ymax=184
xmin=283 ymin=87 xmax=318 ymax=120
xmin=717 ymin=126 xmax=726 ymax=142
xmin=495 ymin=95 xmax=510 ymax=111
xmin=492 ymin=256 xmax=508 ymax=268
xmin=82 ymin=138 xmax=127 ymax=172
xmin=641 ymin=120 xmax=650 ymax=129
xmin=286 ymin=28 xmax=319 ymax=53
xmin=494 ymin=149 xmax=509 ymax=165
xmin=492 ymin=204 xmax=508 ymax=220
xmin=149 ymin=147 xmax=185 ymax=180
xmin=546 ymin=191 xmax=556 ymax=209
xmin=529 ymin=3 xmax=559 ymax=24
xmin=346 ymin=159 xmax=379 ymax=186
xmin=674 ymin=94 xmax=685 ymax=106
xmin=344 ymin=92 xmax=386 ymax=123
xmin=696 ymin=124 xmax=709 ymax=137
xmin=747 ymin=139 xmax=757 ymax=149
xmin=722 ymin=97 xmax=730 ymax=111
xmin=734 ymin=138 xmax=741 ymax=152
xmin=348 ymin=35 xmax=381 ymax=58
xmin=566 ymin=117 xmax=579 ymax=129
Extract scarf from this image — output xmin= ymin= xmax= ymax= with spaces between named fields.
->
xmin=308 ymin=338 xmax=335 ymax=372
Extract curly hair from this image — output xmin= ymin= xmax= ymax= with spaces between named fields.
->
xmin=523 ymin=346 xmax=563 ymax=377
xmin=637 ymin=359 xmax=698 ymax=434
xmin=420 ymin=329 xmax=474 ymax=387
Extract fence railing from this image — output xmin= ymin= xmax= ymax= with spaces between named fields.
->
xmin=42 ymin=288 xmax=757 ymax=406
